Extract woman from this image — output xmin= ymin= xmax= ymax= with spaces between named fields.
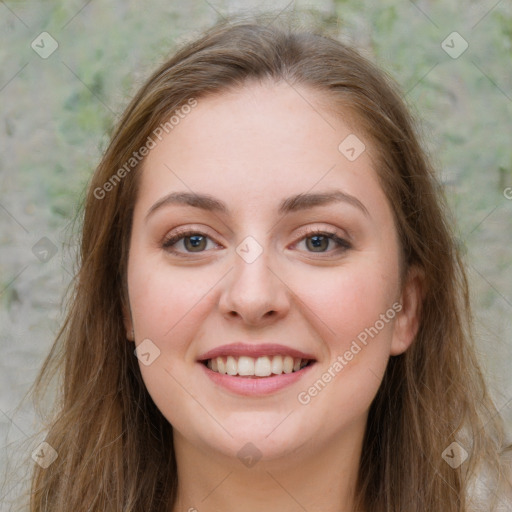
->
xmin=27 ymin=17 xmax=510 ymax=511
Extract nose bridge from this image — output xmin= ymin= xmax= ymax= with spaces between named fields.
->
xmin=219 ymin=236 xmax=289 ymax=324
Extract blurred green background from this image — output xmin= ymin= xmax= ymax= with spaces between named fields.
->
xmin=1 ymin=0 xmax=511 ymax=506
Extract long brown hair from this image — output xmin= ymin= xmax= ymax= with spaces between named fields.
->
xmin=24 ymin=16 xmax=510 ymax=511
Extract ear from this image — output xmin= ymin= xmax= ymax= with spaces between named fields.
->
xmin=390 ymin=265 xmax=424 ymax=356
xmin=122 ymin=301 xmax=135 ymax=342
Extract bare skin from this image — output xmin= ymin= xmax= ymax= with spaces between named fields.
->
xmin=124 ymin=82 xmax=422 ymax=512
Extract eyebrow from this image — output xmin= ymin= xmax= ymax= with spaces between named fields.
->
xmin=145 ymin=189 xmax=369 ymax=221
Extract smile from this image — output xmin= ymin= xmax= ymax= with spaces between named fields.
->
xmin=204 ymin=355 xmax=312 ymax=377
xmin=197 ymin=342 xmax=317 ymax=395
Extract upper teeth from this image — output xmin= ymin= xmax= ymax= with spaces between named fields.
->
xmin=206 ymin=355 xmax=308 ymax=376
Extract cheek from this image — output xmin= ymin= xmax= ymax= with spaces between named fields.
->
xmin=127 ymin=255 xmax=216 ymax=341
xmin=127 ymin=259 xmax=216 ymax=427
xmin=291 ymin=261 xmax=399 ymax=423
xmin=291 ymin=259 xmax=399 ymax=350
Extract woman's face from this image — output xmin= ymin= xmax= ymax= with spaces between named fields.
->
xmin=126 ymin=82 xmax=420 ymax=464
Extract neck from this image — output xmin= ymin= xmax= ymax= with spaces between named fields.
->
xmin=171 ymin=418 xmax=366 ymax=512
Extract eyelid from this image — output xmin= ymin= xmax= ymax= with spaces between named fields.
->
xmin=161 ymin=224 xmax=351 ymax=256
xmin=161 ymin=226 xmax=224 ymax=254
xmin=292 ymin=225 xmax=352 ymax=248
xmin=162 ymin=225 xmax=213 ymax=242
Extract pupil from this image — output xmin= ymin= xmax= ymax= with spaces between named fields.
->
xmin=307 ymin=235 xmax=328 ymax=252
xmin=186 ymin=235 xmax=206 ymax=251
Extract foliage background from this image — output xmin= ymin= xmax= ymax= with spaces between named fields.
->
xmin=0 ymin=0 xmax=511 ymax=508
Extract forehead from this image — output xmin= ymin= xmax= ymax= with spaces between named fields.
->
xmin=135 ymin=81 xmax=387 ymax=220
xmin=145 ymin=81 xmax=362 ymax=166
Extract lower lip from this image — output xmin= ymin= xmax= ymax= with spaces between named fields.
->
xmin=199 ymin=362 xmax=315 ymax=396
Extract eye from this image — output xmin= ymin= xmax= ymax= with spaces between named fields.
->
xmin=161 ymin=227 xmax=350 ymax=257
xmin=294 ymin=228 xmax=351 ymax=254
xmin=162 ymin=230 xmax=221 ymax=255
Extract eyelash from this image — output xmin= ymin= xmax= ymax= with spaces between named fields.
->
xmin=293 ymin=227 xmax=352 ymax=254
xmin=161 ymin=227 xmax=351 ymax=257
xmin=162 ymin=229 xmax=221 ymax=256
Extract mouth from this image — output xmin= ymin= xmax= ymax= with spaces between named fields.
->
xmin=197 ymin=342 xmax=317 ymax=394
xmin=201 ymin=355 xmax=315 ymax=378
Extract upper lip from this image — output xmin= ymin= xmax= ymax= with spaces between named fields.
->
xmin=197 ymin=342 xmax=317 ymax=361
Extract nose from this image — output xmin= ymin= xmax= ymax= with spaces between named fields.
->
xmin=218 ymin=248 xmax=290 ymax=326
